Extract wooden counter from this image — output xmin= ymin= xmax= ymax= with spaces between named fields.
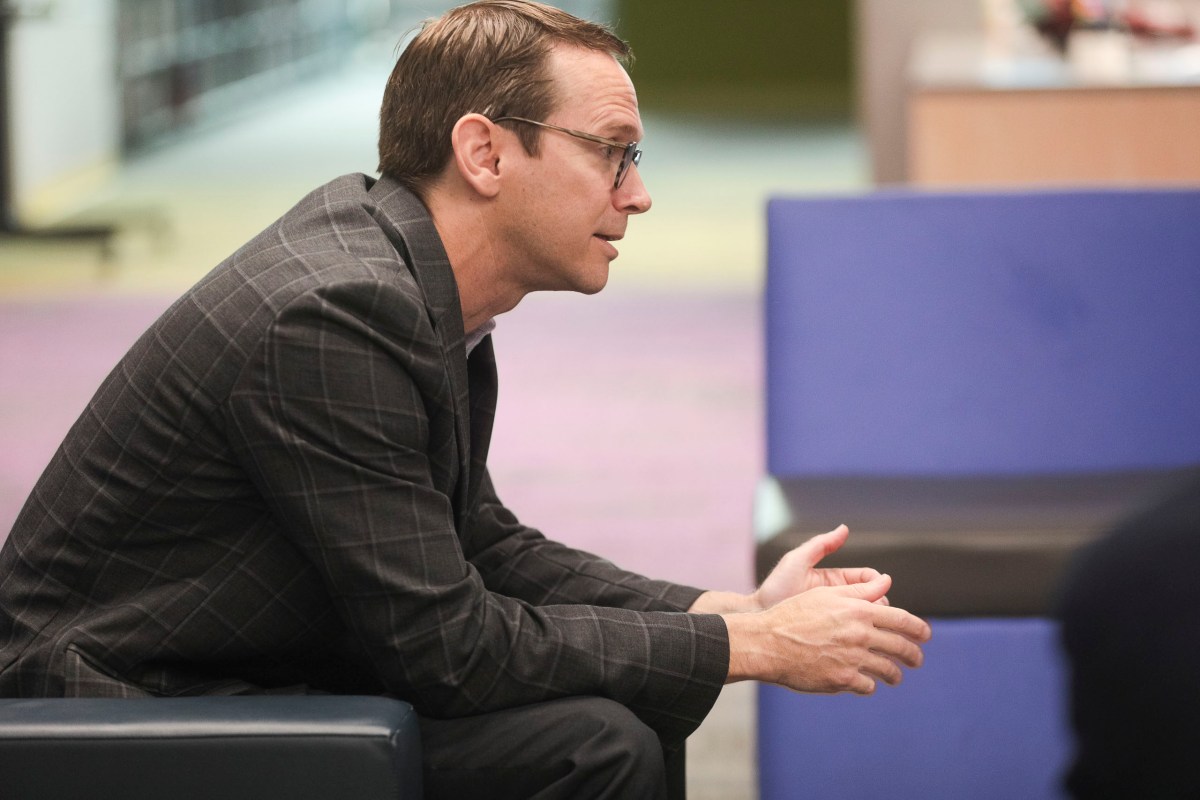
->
xmin=908 ymin=34 xmax=1200 ymax=186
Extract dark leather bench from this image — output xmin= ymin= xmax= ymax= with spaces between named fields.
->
xmin=0 ymin=695 xmax=422 ymax=800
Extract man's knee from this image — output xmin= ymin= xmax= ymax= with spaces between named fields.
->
xmin=562 ymin=697 xmax=667 ymax=795
xmin=419 ymin=695 xmax=669 ymax=799
xmin=574 ymin=697 xmax=661 ymax=759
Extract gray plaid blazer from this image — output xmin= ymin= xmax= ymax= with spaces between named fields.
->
xmin=0 ymin=174 xmax=728 ymax=745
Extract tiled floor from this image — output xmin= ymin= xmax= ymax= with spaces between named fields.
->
xmin=0 ymin=33 xmax=868 ymax=800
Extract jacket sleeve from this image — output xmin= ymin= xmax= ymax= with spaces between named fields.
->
xmin=223 ymin=279 xmax=728 ymax=746
xmin=465 ymin=471 xmax=707 ymax=613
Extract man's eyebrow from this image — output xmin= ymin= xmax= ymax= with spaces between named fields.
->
xmin=604 ymin=123 xmax=641 ymax=142
xmin=595 ymin=119 xmax=643 ymax=141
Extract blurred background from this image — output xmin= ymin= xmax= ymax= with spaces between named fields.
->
xmin=1 ymin=1 xmax=1198 ymax=798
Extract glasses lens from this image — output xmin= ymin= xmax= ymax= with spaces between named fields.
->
xmin=615 ymin=145 xmax=641 ymax=188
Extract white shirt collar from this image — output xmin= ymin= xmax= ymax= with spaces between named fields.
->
xmin=465 ymin=318 xmax=496 ymax=355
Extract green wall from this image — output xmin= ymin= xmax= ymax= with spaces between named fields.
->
xmin=614 ymin=1 xmax=854 ymax=119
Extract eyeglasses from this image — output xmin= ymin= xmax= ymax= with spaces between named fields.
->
xmin=491 ymin=116 xmax=642 ymax=189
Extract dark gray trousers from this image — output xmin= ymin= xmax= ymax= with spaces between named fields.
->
xmin=419 ymin=696 xmax=687 ymax=799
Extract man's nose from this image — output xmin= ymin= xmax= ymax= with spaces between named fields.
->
xmin=616 ymin=165 xmax=651 ymax=214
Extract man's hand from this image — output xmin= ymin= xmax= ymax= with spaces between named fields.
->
xmin=752 ymin=524 xmax=883 ymax=610
xmin=724 ymin=573 xmax=931 ymax=695
xmin=688 ymin=525 xmax=888 ymax=615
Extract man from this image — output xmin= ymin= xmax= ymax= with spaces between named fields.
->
xmin=0 ymin=2 xmax=930 ymax=797
xmin=1058 ymin=473 xmax=1200 ymax=799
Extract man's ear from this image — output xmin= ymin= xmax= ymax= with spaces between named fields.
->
xmin=449 ymin=114 xmax=506 ymax=198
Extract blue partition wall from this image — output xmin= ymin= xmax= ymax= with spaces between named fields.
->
xmin=759 ymin=620 xmax=1069 ymax=799
xmin=760 ymin=189 xmax=1200 ymax=800
xmin=766 ymin=189 xmax=1200 ymax=478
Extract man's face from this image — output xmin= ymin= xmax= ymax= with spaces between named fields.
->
xmin=499 ymin=45 xmax=652 ymax=296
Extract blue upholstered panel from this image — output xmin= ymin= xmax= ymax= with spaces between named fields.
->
xmin=758 ymin=619 xmax=1071 ymax=800
xmin=766 ymin=190 xmax=1200 ymax=477
xmin=760 ymin=189 xmax=1200 ymax=800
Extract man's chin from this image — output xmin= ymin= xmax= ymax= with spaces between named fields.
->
xmin=564 ymin=262 xmax=610 ymax=295
xmin=534 ymin=258 xmax=611 ymax=296
xmin=578 ymin=266 xmax=610 ymax=295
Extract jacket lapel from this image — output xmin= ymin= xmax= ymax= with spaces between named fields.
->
xmin=465 ymin=336 xmax=498 ymax=514
xmin=365 ymin=175 xmax=478 ymax=523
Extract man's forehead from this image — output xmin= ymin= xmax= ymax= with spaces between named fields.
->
xmin=548 ymin=46 xmax=642 ymax=138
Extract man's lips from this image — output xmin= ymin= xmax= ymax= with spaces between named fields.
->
xmin=593 ymin=233 xmax=622 ymax=258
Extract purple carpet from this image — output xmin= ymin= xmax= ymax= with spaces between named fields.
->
xmin=0 ymin=288 xmax=761 ymax=593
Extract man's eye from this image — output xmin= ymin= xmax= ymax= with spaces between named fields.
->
xmin=602 ymin=145 xmax=616 ymax=161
